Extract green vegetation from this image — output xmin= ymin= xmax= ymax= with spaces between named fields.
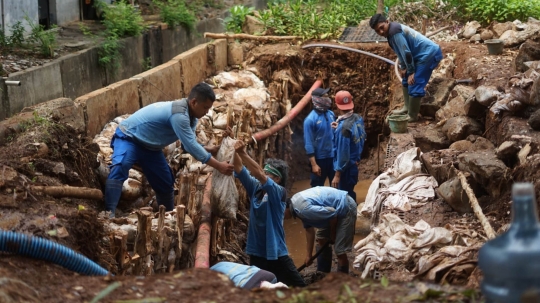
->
xmin=224 ymin=5 xmax=254 ymax=33
xmin=9 ymin=21 xmax=26 ymax=47
xmin=94 ymin=0 xmax=146 ymax=73
xmin=466 ymin=0 xmax=540 ymax=25
xmin=257 ymin=0 xmax=375 ymax=40
xmin=155 ymin=0 xmax=197 ymax=31
xmin=25 ymin=16 xmax=58 ymax=57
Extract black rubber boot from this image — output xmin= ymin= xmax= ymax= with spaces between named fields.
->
xmin=408 ymin=97 xmax=421 ymax=122
xmin=392 ymin=87 xmax=410 ymax=115
xmin=316 ymin=244 xmax=333 ymax=273
xmin=105 ymin=179 xmax=124 ymax=217
xmin=156 ymin=191 xmax=175 ymax=211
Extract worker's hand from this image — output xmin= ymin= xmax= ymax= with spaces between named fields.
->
xmin=331 ymin=175 xmax=340 ymax=188
xmin=400 ymin=69 xmax=406 ymax=78
xmin=234 ymin=140 xmax=246 ymax=154
xmin=331 ymin=121 xmax=338 ymax=129
xmin=205 ymin=145 xmax=220 ymax=156
xmin=217 ymin=161 xmax=234 ymax=176
xmin=312 ymin=164 xmax=322 ymax=177
xmin=304 ymin=255 xmax=314 ymax=267
xmin=408 ymin=73 xmax=416 ymax=85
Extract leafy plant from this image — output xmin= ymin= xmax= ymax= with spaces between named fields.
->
xmin=9 ymin=21 xmax=26 ymax=47
xmin=224 ymin=5 xmax=254 ymax=33
xmin=155 ymin=0 xmax=197 ymax=31
xmin=466 ymin=0 xmax=540 ymax=25
xmin=98 ymin=32 xmax=123 ymax=73
xmin=25 ymin=16 xmax=57 ymax=57
xmin=95 ymin=0 xmax=145 ymax=37
xmin=142 ymin=56 xmax=153 ymax=71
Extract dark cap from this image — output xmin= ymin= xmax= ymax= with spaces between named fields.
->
xmin=311 ymin=87 xmax=330 ymax=97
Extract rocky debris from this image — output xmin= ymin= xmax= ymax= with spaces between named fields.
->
xmin=437 ymin=176 xmax=473 ymax=213
xmin=528 ymin=108 xmax=540 ymax=130
xmin=435 ymin=85 xmax=475 ymax=120
xmin=420 ymin=78 xmax=457 ymax=117
xmin=457 ymin=151 xmax=509 ymax=198
xmin=442 ymin=116 xmax=483 ymax=142
xmin=0 ymin=54 xmax=52 ymax=75
xmin=513 ymin=39 xmax=540 ymax=73
xmin=411 ymin=124 xmax=451 ymax=153
xmin=461 ymin=21 xmax=481 ymax=39
xmin=492 ymin=22 xmax=514 ymax=38
xmin=420 ymin=149 xmax=461 ymax=185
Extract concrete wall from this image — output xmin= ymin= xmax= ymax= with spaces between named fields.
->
xmin=2 ymin=0 xmax=39 ymax=36
xmin=50 ymin=0 xmax=80 ymax=26
xmin=7 ymin=61 xmax=64 ymax=116
xmin=2 ymin=18 xmax=225 ymax=123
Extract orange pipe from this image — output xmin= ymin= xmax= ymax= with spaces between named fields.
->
xmin=194 ymin=174 xmax=212 ymax=268
xmin=251 ymin=79 xmax=322 ymax=143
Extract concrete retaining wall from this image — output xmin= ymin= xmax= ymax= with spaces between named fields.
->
xmin=7 ymin=61 xmax=64 ymax=116
xmin=2 ymin=18 xmax=225 ymax=121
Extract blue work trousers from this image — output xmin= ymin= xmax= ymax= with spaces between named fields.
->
xmin=338 ymin=165 xmax=358 ymax=202
xmin=403 ymin=47 xmax=443 ymax=97
xmin=108 ymin=128 xmax=174 ymax=195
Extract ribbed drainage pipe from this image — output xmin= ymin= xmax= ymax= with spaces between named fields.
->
xmin=0 ymin=230 xmax=109 ymax=276
xmin=251 ymin=79 xmax=322 ymax=143
xmin=194 ymin=174 xmax=213 ymax=268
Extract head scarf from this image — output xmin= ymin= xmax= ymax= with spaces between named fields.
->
xmin=312 ymin=96 xmax=332 ymax=112
xmin=264 ymin=164 xmax=283 ymax=179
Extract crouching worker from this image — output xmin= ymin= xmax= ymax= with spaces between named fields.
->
xmin=288 ymin=187 xmax=357 ymax=274
xmin=233 ymin=140 xmax=307 ymax=287
xmin=210 ymin=261 xmax=288 ymax=289
xmin=104 ymin=83 xmax=234 ymax=217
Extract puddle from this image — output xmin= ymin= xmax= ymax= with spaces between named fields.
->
xmin=285 ymin=179 xmax=372 ymax=266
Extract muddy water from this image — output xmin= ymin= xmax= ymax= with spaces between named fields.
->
xmin=284 ymin=179 xmax=372 ymax=267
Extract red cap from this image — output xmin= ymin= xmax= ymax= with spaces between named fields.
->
xmin=335 ymin=90 xmax=354 ymax=110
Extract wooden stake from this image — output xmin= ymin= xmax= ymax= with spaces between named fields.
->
xmin=457 ymin=171 xmax=496 ymax=239
xmin=176 ymin=205 xmax=186 ymax=260
xmin=178 ymin=168 xmax=191 ymax=207
xmin=204 ymin=32 xmax=300 ymax=41
xmin=155 ymin=205 xmax=166 ymax=273
xmin=134 ymin=209 xmax=153 ymax=275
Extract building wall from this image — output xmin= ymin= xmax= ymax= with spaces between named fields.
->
xmin=2 ymin=0 xmax=39 ymax=36
xmin=50 ymin=0 xmax=80 ymax=26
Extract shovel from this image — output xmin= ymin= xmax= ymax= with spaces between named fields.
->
xmin=296 ymin=241 xmax=331 ymax=272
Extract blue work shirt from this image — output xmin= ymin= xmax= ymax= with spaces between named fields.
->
xmin=333 ymin=114 xmax=366 ymax=172
xmin=210 ymin=262 xmax=261 ymax=288
xmin=234 ymin=167 xmax=288 ymax=260
xmin=387 ymin=22 xmax=441 ymax=74
xmin=303 ymin=109 xmax=335 ymax=159
xmin=290 ymin=187 xmax=350 ymax=228
xmin=118 ymin=98 xmax=211 ymax=163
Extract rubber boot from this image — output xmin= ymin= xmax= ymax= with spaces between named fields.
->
xmin=392 ymin=87 xmax=410 ymax=115
xmin=408 ymin=97 xmax=421 ymax=122
xmin=105 ymin=179 xmax=124 ymax=217
xmin=316 ymin=244 xmax=333 ymax=273
xmin=156 ymin=191 xmax=175 ymax=211
xmin=337 ymin=265 xmax=349 ymax=274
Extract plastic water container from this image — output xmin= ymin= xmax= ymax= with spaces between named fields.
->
xmin=478 ymin=182 xmax=540 ymax=303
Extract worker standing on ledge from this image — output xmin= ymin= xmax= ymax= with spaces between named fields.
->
xmin=370 ymin=13 xmax=443 ymax=122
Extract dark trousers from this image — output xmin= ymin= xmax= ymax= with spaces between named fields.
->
xmin=249 ymin=255 xmax=306 ymax=287
xmin=338 ymin=165 xmax=358 ymax=202
xmin=310 ymin=157 xmax=335 ymax=187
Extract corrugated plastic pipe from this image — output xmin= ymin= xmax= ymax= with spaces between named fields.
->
xmin=0 ymin=230 xmax=109 ymax=276
xmin=251 ymin=79 xmax=322 ymax=143
xmin=194 ymin=174 xmax=213 ymax=268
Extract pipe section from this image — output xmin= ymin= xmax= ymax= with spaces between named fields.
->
xmin=302 ymin=44 xmax=396 ymax=65
xmin=252 ymin=79 xmax=322 ymax=143
xmin=194 ymin=174 xmax=213 ymax=268
xmin=0 ymin=230 xmax=109 ymax=276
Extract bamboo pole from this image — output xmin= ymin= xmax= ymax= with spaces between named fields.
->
xmin=134 ymin=209 xmax=153 ymax=275
xmin=457 ymin=171 xmax=496 ymax=239
xmin=204 ymin=32 xmax=300 ymax=40
xmin=31 ymin=186 xmax=103 ymax=200
xmin=155 ymin=205 xmax=166 ymax=273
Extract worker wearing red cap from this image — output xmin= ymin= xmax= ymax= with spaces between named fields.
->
xmin=331 ymin=91 xmax=366 ymax=202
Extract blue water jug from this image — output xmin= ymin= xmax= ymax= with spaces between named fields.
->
xmin=478 ymin=182 xmax=540 ymax=303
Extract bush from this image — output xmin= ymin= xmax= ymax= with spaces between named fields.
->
xmin=95 ymin=0 xmax=145 ymax=37
xmin=466 ymin=0 xmax=540 ymax=25
xmin=155 ymin=0 xmax=197 ymax=31
xmin=25 ymin=16 xmax=58 ymax=58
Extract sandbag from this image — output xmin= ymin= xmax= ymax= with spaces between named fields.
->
xmin=211 ymin=137 xmax=238 ymax=219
